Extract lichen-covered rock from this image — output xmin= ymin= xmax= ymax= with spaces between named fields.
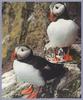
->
xmin=2 ymin=62 xmax=81 ymax=98
xmin=2 ymin=70 xmax=30 ymax=98
xmin=72 ymin=44 xmax=81 ymax=53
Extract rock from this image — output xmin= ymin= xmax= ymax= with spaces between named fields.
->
xmin=2 ymin=62 xmax=81 ymax=98
xmin=72 ymin=44 xmax=81 ymax=53
xmin=2 ymin=70 xmax=14 ymax=78
xmin=2 ymin=70 xmax=30 ymax=98
xmin=53 ymin=62 xmax=81 ymax=98
xmin=64 ymin=63 xmax=80 ymax=72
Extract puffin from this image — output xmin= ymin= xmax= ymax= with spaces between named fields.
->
xmin=12 ymin=45 xmax=67 ymax=98
xmin=45 ymin=3 xmax=79 ymax=62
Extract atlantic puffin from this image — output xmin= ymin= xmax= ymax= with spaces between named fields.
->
xmin=12 ymin=45 xmax=67 ymax=98
xmin=45 ymin=3 xmax=79 ymax=62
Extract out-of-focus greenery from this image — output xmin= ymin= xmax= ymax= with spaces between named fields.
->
xmin=2 ymin=2 xmax=49 ymax=59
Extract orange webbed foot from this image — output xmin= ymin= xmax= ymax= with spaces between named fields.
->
xmin=63 ymin=54 xmax=73 ymax=61
xmin=21 ymin=85 xmax=33 ymax=95
xmin=27 ymin=91 xmax=38 ymax=98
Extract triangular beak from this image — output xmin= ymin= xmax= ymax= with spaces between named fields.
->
xmin=11 ymin=51 xmax=17 ymax=61
xmin=48 ymin=11 xmax=57 ymax=22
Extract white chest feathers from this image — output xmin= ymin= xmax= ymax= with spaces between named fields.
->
xmin=13 ymin=60 xmax=45 ymax=86
xmin=46 ymin=19 xmax=79 ymax=48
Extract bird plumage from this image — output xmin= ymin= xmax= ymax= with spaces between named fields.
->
xmin=45 ymin=3 xmax=79 ymax=50
xmin=46 ymin=19 xmax=79 ymax=49
xmin=17 ymin=53 xmax=66 ymax=81
xmin=13 ymin=45 xmax=67 ymax=86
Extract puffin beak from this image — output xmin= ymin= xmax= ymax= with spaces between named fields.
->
xmin=11 ymin=51 xmax=17 ymax=61
xmin=48 ymin=11 xmax=57 ymax=22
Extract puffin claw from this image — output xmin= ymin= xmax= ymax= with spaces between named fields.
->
xmin=21 ymin=85 xmax=33 ymax=95
xmin=27 ymin=91 xmax=38 ymax=98
xmin=63 ymin=54 xmax=73 ymax=61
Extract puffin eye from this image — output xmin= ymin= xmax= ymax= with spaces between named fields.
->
xmin=21 ymin=48 xmax=24 ymax=51
xmin=56 ymin=6 xmax=58 ymax=9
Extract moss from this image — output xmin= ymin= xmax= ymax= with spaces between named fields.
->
xmin=70 ymin=48 xmax=81 ymax=64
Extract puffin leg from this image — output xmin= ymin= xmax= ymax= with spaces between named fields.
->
xmin=67 ymin=46 xmax=71 ymax=54
xmin=63 ymin=46 xmax=73 ymax=61
xmin=26 ymin=86 xmax=42 ymax=98
xmin=21 ymin=85 xmax=33 ymax=95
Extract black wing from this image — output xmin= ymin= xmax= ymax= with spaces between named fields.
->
xmin=19 ymin=55 xmax=67 ymax=81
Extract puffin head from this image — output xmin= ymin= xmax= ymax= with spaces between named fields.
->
xmin=11 ymin=45 xmax=33 ymax=61
xmin=48 ymin=3 xmax=67 ymax=21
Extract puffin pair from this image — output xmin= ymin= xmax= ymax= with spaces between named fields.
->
xmin=45 ymin=3 xmax=79 ymax=62
xmin=12 ymin=45 xmax=67 ymax=98
xmin=12 ymin=2 xmax=79 ymax=98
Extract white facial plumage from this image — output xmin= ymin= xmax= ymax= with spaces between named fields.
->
xmin=15 ymin=46 xmax=31 ymax=59
xmin=52 ymin=3 xmax=65 ymax=15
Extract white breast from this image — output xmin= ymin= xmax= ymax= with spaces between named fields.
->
xmin=13 ymin=60 xmax=45 ymax=86
xmin=47 ymin=19 xmax=79 ymax=48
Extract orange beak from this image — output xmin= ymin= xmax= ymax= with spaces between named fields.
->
xmin=48 ymin=12 xmax=57 ymax=22
xmin=11 ymin=51 xmax=17 ymax=61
